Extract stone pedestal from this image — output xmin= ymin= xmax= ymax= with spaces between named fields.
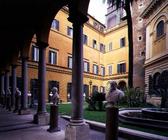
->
xmin=18 ymin=108 xmax=31 ymax=115
xmin=105 ymin=106 xmax=119 ymax=140
xmin=13 ymin=96 xmax=21 ymax=113
xmin=47 ymin=105 xmax=60 ymax=132
xmin=6 ymin=96 xmax=11 ymax=111
xmin=65 ymin=122 xmax=90 ymax=140
xmin=34 ymin=112 xmax=49 ymax=125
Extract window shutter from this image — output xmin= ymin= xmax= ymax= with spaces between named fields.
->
xmin=117 ymin=64 xmax=120 ymax=74
xmin=123 ymin=63 xmax=126 ymax=73
xmin=49 ymin=51 xmax=51 ymax=64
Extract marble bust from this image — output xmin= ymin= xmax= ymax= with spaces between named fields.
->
xmin=106 ymin=81 xmax=125 ymax=106
xmin=51 ymin=87 xmax=59 ymax=105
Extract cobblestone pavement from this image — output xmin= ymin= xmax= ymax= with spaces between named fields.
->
xmin=0 ymin=107 xmax=108 ymax=140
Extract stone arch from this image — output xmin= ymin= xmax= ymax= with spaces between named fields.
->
xmin=153 ymin=72 xmax=161 ymax=89
xmin=36 ymin=0 xmax=69 ymax=44
xmin=159 ymin=70 xmax=168 ymax=89
xmin=152 ymin=12 xmax=168 ymax=39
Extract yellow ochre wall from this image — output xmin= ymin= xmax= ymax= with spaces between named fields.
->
xmin=15 ymin=8 xmax=128 ymax=102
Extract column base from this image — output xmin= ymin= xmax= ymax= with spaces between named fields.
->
xmin=47 ymin=127 xmax=61 ymax=133
xmin=33 ymin=112 xmax=49 ymax=125
xmin=65 ymin=122 xmax=90 ymax=140
xmin=18 ymin=108 xmax=31 ymax=115
xmin=13 ymin=108 xmax=19 ymax=113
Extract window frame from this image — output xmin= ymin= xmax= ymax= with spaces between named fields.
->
xmin=49 ymin=50 xmax=57 ymax=65
xmin=84 ymin=61 xmax=90 ymax=73
xmin=68 ymin=56 xmax=72 ymax=69
xmin=51 ymin=19 xmax=59 ymax=30
xmin=109 ymin=42 xmax=112 ymax=51
xmin=120 ymin=37 xmax=125 ymax=48
xmin=156 ymin=20 xmax=165 ymax=38
xmin=93 ymin=39 xmax=97 ymax=49
xmin=83 ymin=34 xmax=88 ymax=45
xmin=108 ymin=65 xmax=112 ymax=76
xmin=67 ymin=26 xmax=73 ymax=37
xmin=32 ymin=45 xmax=39 ymax=62
xmin=93 ymin=64 xmax=99 ymax=75
xmin=100 ymin=43 xmax=105 ymax=53
xmin=117 ymin=63 xmax=126 ymax=74
xmin=100 ymin=66 xmax=105 ymax=76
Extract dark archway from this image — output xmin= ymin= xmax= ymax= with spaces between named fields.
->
xmin=153 ymin=72 xmax=160 ymax=90
xmin=118 ymin=80 xmax=126 ymax=91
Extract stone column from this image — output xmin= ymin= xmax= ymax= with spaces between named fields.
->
xmin=11 ymin=65 xmax=17 ymax=108
xmin=19 ymin=57 xmax=30 ymax=115
xmin=65 ymin=15 xmax=90 ymax=140
xmin=34 ymin=41 xmax=49 ymax=125
xmin=5 ymin=70 xmax=10 ymax=109
xmin=0 ymin=73 xmax=5 ymax=105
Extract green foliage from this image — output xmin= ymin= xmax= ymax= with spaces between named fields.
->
xmin=120 ymin=87 xmax=146 ymax=107
xmin=85 ymin=91 xmax=105 ymax=111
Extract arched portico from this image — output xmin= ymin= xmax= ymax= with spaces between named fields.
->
xmin=0 ymin=0 xmax=91 ymax=139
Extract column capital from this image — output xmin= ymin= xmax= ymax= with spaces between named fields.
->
xmin=68 ymin=12 xmax=88 ymax=25
xmin=11 ymin=64 xmax=18 ymax=68
xmin=5 ymin=69 xmax=10 ymax=73
xmin=20 ymin=55 xmax=29 ymax=60
xmin=0 ymin=71 xmax=5 ymax=75
xmin=36 ymin=41 xmax=48 ymax=48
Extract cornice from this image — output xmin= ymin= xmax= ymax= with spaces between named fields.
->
xmin=144 ymin=53 xmax=168 ymax=67
xmin=140 ymin=0 xmax=165 ymax=18
xmin=17 ymin=60 xmax=128 ymax=81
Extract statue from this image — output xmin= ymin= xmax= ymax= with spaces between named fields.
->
xmin=106 ymin=81 xmax=125 ymax=106
xmin=1 ymin=89 xmax=5 ymax=96
xmin=14 ymin=87 xmax=21 ymax=112
xmin=15 ymin=87 xmax=21 ymax=96
xmin=51 ymin=87 xmax=59 ymax=105
xmin=7 ymin=88 xmax=11 ymax=96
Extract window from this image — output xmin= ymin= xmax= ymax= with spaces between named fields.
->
xmin=138 ymin=3 xmax=143 ymax=9
xmin=138 ymin=36 xmax=142 ymax=41
xmin=84 ymin=61 xmax=89 ymax=72
xmin=93 ymin=22 xmax=99 ymax=28
xmin=117 ymin=63 xmax=126 ymax=74
xmin=100 ymin=86 xmax=105 ymax=93
xmin=101 ymin=66 xmax=105 ymax=76
xmin=93 ymin=40 xmax=97 ymax=49
xmin=120 ymin=37 xmax=125 ymax=48
xmin=100 ymin=26 xmax=104 ymax=32
xmin=51 ymin=19 xmax=59 ymax=30
xmin=67 ymin=26 xmax=73 ymax=37
xmin=32 ymin=45 xmax=39 ymax=62
xmin=93 ymin=64 xmax=99 ymax=75
xmin=68 ymin=56 xmax=72 ymax=69
xmin=100 ymin=43 xmax=105 ymax=53
xmin=49 ymin=50 xmax=57 ymax=65
xmin=107 ymin=15 xmax=117 ymax=28
xmin=108 ymin=65 xmax=112 ymax=75
xmin=138 ymin=18 xmax=143 ymax=23
xmin=83 ymin=34 xmax=88 ymax=45
xmin=156 ymin=20 xmax=164 ymax=38
xmin=109 ymin=42 xmax=112 ymax=51
xmin=92 ymin=85 xmax=98 ymax=93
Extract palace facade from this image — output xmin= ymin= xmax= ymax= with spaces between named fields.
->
xmin=14 ymin=7 xmax=129 ymax=102
xmin=141 ymin=0 xmax=168 ymax=105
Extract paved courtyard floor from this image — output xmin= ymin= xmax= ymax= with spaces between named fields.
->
xmin=0 ymin=107 xmax=122 ymax=140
